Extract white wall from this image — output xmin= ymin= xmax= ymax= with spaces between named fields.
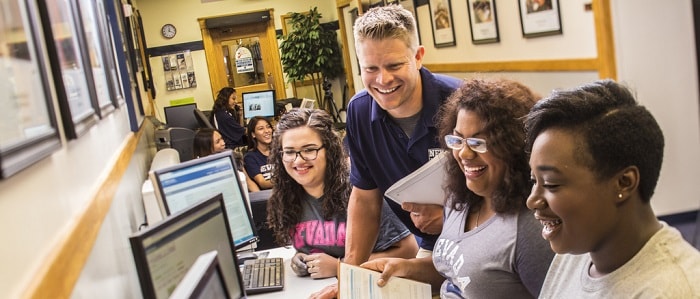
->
xmin=0 ymin=108 xmax=135 ymax=298
xmin=611 ymin=0 xmax=700 ymax=215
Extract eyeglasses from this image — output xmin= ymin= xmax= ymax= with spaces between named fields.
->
xmin=444 ymin=135 xmax=488 ymax=153
xmin=281 ymin=145 xmax=325 ymax=162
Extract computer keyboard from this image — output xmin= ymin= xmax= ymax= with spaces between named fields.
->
xmin=241 ymin=257 xmax=284 ymax=294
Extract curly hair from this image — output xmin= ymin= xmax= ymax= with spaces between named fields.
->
xmin=266 ymin=108 xmax=350 ymax=245
xmin=246 ymin=116 xmax=272 ymax=150
xmin=524 ymin=79 xmax=664 ymax=202
xmin=436 ymin=78 xmax=539 ymax=213
xmin=210 ymin=87 xmax=238 ymax=124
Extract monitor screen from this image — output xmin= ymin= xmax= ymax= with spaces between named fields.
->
xmin=169 ymin=251 xmax=233 ymax=299
xmin=164 ymin=103 xmax=199 ymax=130
xmin=129 ymin=195 xmax=244 ymax=299
xmin=149 ymin=150 xmax=258 ymax=250
xmin=241 ymin=90 xmax=276 ymax=119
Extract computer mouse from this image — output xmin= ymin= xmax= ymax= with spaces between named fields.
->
xmin=237 ymin=252 xmax=258 ymax=265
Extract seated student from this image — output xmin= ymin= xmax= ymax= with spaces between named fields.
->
xmin=193 ymin=128 xmax=259 ymax=192
xmin=243 ymin=116 xmax=274 ymax=190
xmin=360 ymin=78 xmax=554 ymax=298
xmin=266 ymin=108 xmax=418 ymax=296
xmin=524 ymin=79 xmax=700 ymax=298
xmin=193 ymin=127 xmax=225 ymax=158
xmin=210 ymin=87 xmax=246 ymax=148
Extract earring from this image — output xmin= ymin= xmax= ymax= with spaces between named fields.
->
xmin=618 ymin=193 xmax=623 ymax=199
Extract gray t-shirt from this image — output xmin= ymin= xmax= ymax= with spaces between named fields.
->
xmin=433 ymin=205 xmax=554 ymax=299
xmin=291 ymin=193 xmax=411 ymax=257
xmin=539 ymin=223 xmax=700 ymax=299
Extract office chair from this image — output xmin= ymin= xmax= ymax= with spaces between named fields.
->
xmin=168 ymin=127 xmax=196 ymax=162
xmin=193 ymin=108 xmax=214 ymax=129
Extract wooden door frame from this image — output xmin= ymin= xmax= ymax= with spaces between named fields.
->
xmin=336 ymin=0 xmax=366 ymax=98
xmin=199 ymin=9 xmax=286 ymax=101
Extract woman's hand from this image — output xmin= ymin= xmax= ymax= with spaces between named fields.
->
xmin=308 ymin=283 xmax=338 ymax=299
xmin=360 ymin=258 xmax=412 ymax=287
xmin=291 ymin=252 xmax=310 ymax=277
xmin=304 ymin=253 xmax=339 ymax=279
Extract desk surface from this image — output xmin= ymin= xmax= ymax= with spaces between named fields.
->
xmin=248 ymin=246 xmax=337 ymax=298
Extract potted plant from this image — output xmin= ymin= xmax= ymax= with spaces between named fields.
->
xmin=278 ymin=7 xmax=344 ymax=114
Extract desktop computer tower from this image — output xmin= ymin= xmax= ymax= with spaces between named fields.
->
xmin=154 ymin=127 xmax=195 ymax=162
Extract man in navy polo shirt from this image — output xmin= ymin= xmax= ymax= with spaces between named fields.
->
xmin=343 ymin=5 xmax=462 ymax=266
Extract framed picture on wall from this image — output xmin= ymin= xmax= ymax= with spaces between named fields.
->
xmin=467 ymin=0 xmax=499 ymax=44
xmin=397 ymin=0 xmax=421 ymax=44
xmin=429 ymin=0 xmax=456 ymax=47
xmin=518 ymin=0 xmax=562 ymax=38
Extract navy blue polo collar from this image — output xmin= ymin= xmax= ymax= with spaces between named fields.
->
xmin=369 ymin=67 xmax=440 ymax=130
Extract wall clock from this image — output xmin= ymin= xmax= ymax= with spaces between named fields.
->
xmin=161 ymin=24 xmax=176 ymax=39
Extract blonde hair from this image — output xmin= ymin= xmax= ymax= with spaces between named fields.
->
xmin=353 ymin=4 xmax=419 ymax=53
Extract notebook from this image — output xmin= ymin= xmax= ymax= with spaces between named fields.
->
xmin=384 ymin=151 xmax=450 ymax=206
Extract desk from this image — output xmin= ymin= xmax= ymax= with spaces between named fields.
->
xmin=248 ymin=246 xmax=337 ymax=298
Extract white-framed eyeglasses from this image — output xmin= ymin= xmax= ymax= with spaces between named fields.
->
xmin=281 ymin=146 xmax=325 ymax=162
xmin=444 ymin=135 xmax=488 ymax=153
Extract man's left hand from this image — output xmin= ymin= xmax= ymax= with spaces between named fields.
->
xmin=402 ymin=203 xmax=443 ymax=235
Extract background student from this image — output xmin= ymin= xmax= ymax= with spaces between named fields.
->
xmin=343 ymin=4 xmax=462 ymax=266
xmin=525 ymin=79 xmax=700 ymax=297
xmin=192 ymin=127 xmax=259 ymax=192
xmin=243 ymin=116 xmax=274 ymax=190
xmin=266 ymin=108 xmax=418 ymax=298
xmin=192 ymin=127 xmax=225 ymax=158
xmin=210 ymin=87 xmax=246 ymax=148
xmin=362 ymin=78 xmax=554 ymax=298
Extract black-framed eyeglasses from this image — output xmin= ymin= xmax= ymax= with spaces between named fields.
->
xmin=444 ymin=135 xmax=488 ymax=153
xmin=281 ymin=145 xmax=325 ymax=162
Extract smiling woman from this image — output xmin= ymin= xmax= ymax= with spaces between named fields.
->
xmin=524 ymin=80 xmax=700 ymax=298
xmin=265 ymin=108 xmax=418 ymax=298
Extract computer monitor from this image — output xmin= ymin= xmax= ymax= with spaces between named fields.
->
xmin=241 ymin=90 xmax=275 ymax=119
xmin=149 ymin=150 xmax=258 ymax=251
xmin=164 ymin=103 xmax=199 ymax=130
xmin=169 ymin=251 xmax=233 ymax=299
xmin=129 ymin=194 xmax=245 ymax=299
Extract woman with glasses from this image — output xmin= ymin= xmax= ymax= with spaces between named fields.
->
xmin=361 ymin=78 xmax=554 ymax=298
xmin=266 ymin=108 xmax=418 ymax=295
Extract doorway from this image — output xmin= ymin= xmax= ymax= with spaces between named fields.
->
xmin=199 ymin=9 xmax=285 ymax=101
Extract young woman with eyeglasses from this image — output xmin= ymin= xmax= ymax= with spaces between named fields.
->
xmin=361 ymin=78 xmax=555 ymax=299
xmin=266 ymin=108 xmax=418 ymax=296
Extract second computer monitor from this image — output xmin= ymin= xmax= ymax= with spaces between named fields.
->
xmin=149 ymin=150 xmax=258 ymax=250
xmin=129 ymin=194 xmax=244 ymax=299
xmin=164 ymin=103 xmax=199 ymax=130
xmin=241 ymin=90 xmax=275 ymax=119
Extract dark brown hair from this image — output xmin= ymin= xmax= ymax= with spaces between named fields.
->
xmin=436 ymin=78 xmax=539 ymax=213
xmin=266 ymin=108 xmax=350 ymax=245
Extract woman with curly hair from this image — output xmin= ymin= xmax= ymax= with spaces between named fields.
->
xmin=362 ymin=78 xmax=554 ymax=298
xmin=266 ymin=108 xmax=417 ymax=286
xmin=210 ymin=87 xmax=246 ymax=148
